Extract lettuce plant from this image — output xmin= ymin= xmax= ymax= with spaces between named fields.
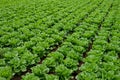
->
xmin=0 ymin=66 xmax=12 ymax=80
xmin=55 ymin=64 xmax=72 ymax=79
xmin=22 ymin=73 xmax=39 ymax=80
xmin=31 ymin=64 xmax=49 ymax=77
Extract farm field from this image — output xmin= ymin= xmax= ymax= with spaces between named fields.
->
xmin=0 ymin=0 xmax=120 ymax=80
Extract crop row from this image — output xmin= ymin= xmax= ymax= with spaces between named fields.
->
xmin=77 ymin=0 xmax=120 ymax=80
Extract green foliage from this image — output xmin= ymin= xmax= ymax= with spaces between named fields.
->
xmin=0 ymin=0 xmax=120 ymax=80
xmin=22 ymin=73 xmax=39 ymax=80
xmin=45 ymin=74 xmax=59 ymax=80
xmin=55 ymin=64 xmax=72 ymax=78
xmin=31 ymin=64 xmax=49 ymax=77
xmin=63 ymin=57 xmax=78 ymax=70
xmin=0 ymin=66 xmax=12 ymax=80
